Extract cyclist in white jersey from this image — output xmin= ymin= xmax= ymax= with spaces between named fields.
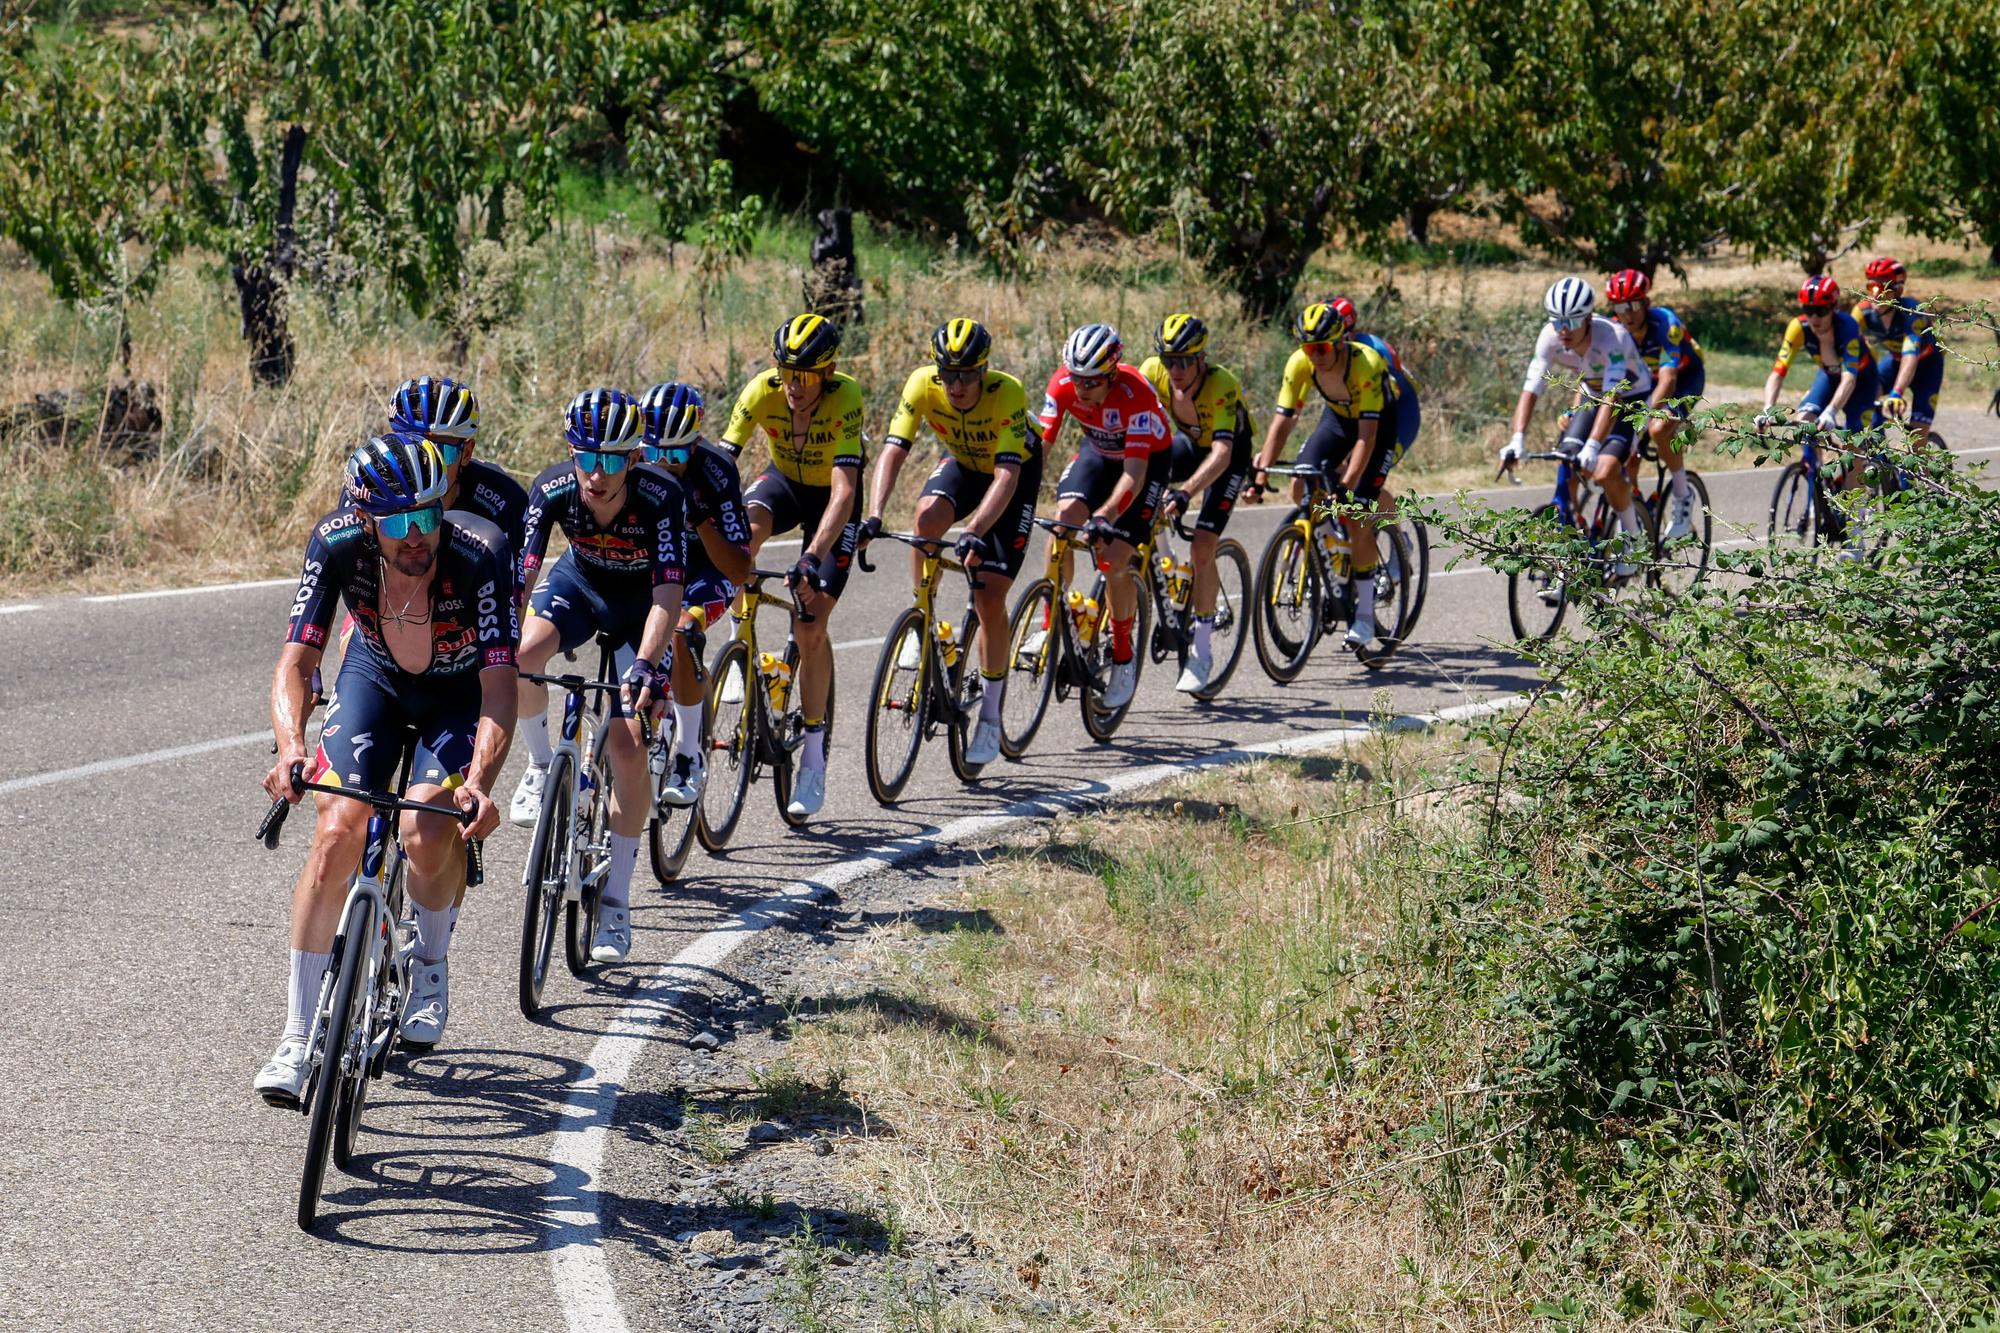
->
xmin=1500 ymin=278 xmax=1655 ymax=575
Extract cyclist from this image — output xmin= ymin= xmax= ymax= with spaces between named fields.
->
xmin=509 ymin=388 xmax=688 ymax=964
xmin=1041 ymin=322 xmax=1173 ymax=711
xmin=863 ymin=318 xmax=1041 ymax=765
xmin=389 ymin=376 xmax=530 ymax=591
xmin=1754 ymin=275 xmax=1880 ymax=557
xmin=256 ymin=433 xmax=514 ymax=1104
xmin=1139 ymin=313 xmax=1254 ymax=693
xmin=1253 ymin=302 xmax=1411 ymax=649
xmin=1854 ymin=256 xmax=1943 ymax=449
xmin=719 ymin=313 xmax=866 ymax=820
xmin=1499 ymin=278 xmax=1654 ymax=577
xmin=1602 ymin=270 xmax=1705 ymax=542
xmin=638 ymin=381 xmax=752 ymax=805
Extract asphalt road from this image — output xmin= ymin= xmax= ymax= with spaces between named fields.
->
xmin=2 ymin=398 xmax=1994 ymax=1331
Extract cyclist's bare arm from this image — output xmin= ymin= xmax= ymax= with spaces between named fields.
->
xmin=1100 ymin=455 xmax=1145 ymax=522
xmin=266 ymin=642 xmax=323 ymax=802
xmin=810 ymin=468 xmax=860 ymax=564
xmin=696 ymin=518 xmax=753 ymax=585
xmin=867 ymin=439 xmax=911 ymax=523
xmin=1339 ymin=418 xmax=1381 ymax=491
xmin=1182 ymin=436 xmax=1235 ymax=497
xmin=1510 ymin=389 xmax=1539 ymax=438
xmin=1257 ymin=413 xmax=1294 ymax=471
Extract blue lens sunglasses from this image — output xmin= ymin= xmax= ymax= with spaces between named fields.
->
xmin=377 ymin=503 xmax=443 ymax=540
xmin=574 ymin=447 xmax=634 ymax=475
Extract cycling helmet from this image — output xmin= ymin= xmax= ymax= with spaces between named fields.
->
xmin=639 ymin=382 xmax=705 ymax=451
xmin=389 ymin=375 xmax=478 ymax=441
xmin=1154 ymin=312 xmax=1209 ymax=357
xmin=1061 ymin=322 xmax=1123 ymax=377
xmin=1292 ymin=301 xmax=1350 ymax=343
xmin=563 ymin=387 xmax=642 ymax=450
xmin=1544 ymin=277 xmax=1597 ymax=321
xmin=1864 ymin=255 xmax=1906 ymax=286
xmin=1604 ymin=269 xmax=1650 ymax=303
xmin=772 ymin=313 xmax=841 ymax=371
xmin=1798 ymin=274 xmax=1842 ymax=311
xmin=931 ymin=318 xmax=992 ymax=370
xmin=345 ymin=431 xmax=450 ymax=516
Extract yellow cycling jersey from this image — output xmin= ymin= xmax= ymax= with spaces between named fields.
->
xmin=1138 ymin=357 xmax=1255 ymax=449
xmin=1273 ymin=341 xmax=1394 ymax=420
xmin=884 ymin=365 xmax=1035 ymax=474
xmin=720 ymin=370 xmax=866 ymax=487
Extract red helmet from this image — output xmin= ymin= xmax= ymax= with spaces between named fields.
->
xmin=1864 ymin=255 xmax=1906 ymax=287
xmin=1604 ymin=269 xmax=1650 ymax=303
xmin=1798 ymin=274 xmax=1842 ymax=311
xmin=1326 ymin=296 xmax=1358 ymax=335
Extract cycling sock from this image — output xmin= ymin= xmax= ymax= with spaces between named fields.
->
xmin=803 ymin=720 xmax=826 ymax=771
xmin=980 ymin=669 xmax=1005 ymax=724
xmin=1111 ymin=616 xmax=1135 ymax=664
xmin=603 ymin=833 xmax=640 ymax=910
xmin=1193 ymin=616 xmax=1213 ymax=657
xmin=413 ymin=902 xmax=453 ymax=963
xmin=1617 ymin=502 xmax=1642 ymax=534
xmin=285 ymin=948 xmax=331 ymax=1043
xmin=673 ymin=700 xmax=704 ymax=757
xmin=1669 ymin=468 xmax=1689 ymax=499
xmin=524 ymin=710 xmax=552 ymax=767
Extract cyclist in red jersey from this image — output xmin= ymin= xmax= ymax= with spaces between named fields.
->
xmin=1039 ymin=323 xmax=1172 ymax=711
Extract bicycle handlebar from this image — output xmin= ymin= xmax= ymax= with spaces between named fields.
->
xmin=257 ymin=763 xmax=483 ymax=885
xmin=742 ymin=566 xmax=817 ymax=624
xmin=866 ymin=530 xmax=988 ymax=589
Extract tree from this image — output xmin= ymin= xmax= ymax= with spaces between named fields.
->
xmin=1903 ymin=1 xmax=2000 ymax=268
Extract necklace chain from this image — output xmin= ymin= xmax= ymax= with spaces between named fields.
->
xmin=378 ymin=559 xmax=432 ymax=628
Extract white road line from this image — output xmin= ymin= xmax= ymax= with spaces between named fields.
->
xmin=0 ymin=603 xmax=44 ymax=615
xmin=0 ymin=731 xmax=270 ymax=798
xmin=82 ymin=577 xmax=297 ymax=605
xmin=544 ymin=693 xmax=1527 ymax=1332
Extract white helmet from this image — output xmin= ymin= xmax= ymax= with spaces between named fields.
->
xmin=1061 ymin=323 xmax=1123 ymax=377
xmin=1543 ymin=277 xmax=1596 ymax=322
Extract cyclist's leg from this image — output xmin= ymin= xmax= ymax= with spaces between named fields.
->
xmin=915 ymin=456 xmax=978 ymax=576
xmin=1191 ymin=428 xmax=1253 ymax=616
xmin=1054 ymin=449 xmax=1115 ymax=590
xmin=1906 ymin=351 xmax=1943 ymax=450
xmin=1295 ymin=411 xmax=1345 ymax=505
xmin=1106 ymin=451 xmax=1169 ymax=659
xmin=794 ymin=485 xmax=859 ymax=774
xmin=401 ymin=685 xmax=480 ymax=953
xmin=672 ymin=564 xmax=732 ymax=755
xmin=517 ymin=552 xmax=593 ymax=764
xmin=975 ymin=450 xmax=1039 ymax=685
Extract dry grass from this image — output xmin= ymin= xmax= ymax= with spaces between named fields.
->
xmin=775 ymin=730 xmax=1566 ymax=1329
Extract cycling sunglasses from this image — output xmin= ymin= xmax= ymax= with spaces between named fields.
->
xmin=376 ymin=503 xmax=443 ymax=540
xmin=939 ymin=367 xmax=983 ymax=387
xmin=777 ymin=367 xmax=825 ymax=386
xmin=1300 ymin=340 xmax=1337 ymax=355
xmin=572 ymin=447 xmax=635 ymax=475
xmin=1610 ymin=301 xmax=1646 ymax=316
xmin=643 ymin=444 xmax=691 ymax=465
xmin=1799 ymin=305 xmax=1835 ymax=318
xmin=1548 ymin=315 xmax=1591 ymax=333
xmin=1071 ymin=373 xmax=1112 ymax=390
xmin=424 ymin=436 xmax=465 ymax=466
xmin=1161 ymin=355 xmax=1201 ymax=370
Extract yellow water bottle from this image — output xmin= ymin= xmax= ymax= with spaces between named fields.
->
xmin=936 ymin=619 xmax=960 ymax=668
xmin=758 ymin=651 xmax=791 ymax=712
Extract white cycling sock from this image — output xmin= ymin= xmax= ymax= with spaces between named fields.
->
xmin=1669 ymin=467 xmax=1689 ymax=499
xmin=802 ymin=724 xmax=826 ymax=771
xmin=524 ymin=710 xmax=552 ymax=767
xmin=1352 ymin=576 xmax=1378 ymax=628
xmin=413 ymin=902 xmax=453 ymax=963
xmin=673 ymin=700 xmax=704 ymax=757
xmin=285 ymin=948 xmax=331 ymax=1043
xmin=1617 ymin=502 xmax=1642 ymax=534
xmin=603 ymin=832 xmax=641 ymax=910
xmin=980 ymin=670 xmax=1005 ymax=725
xmin=1193 ymin=616 xmax=1214 ymax=657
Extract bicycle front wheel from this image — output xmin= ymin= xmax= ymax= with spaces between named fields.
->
xmin=1767 ymin=461 xmax=1820 ymax=556
xmin=1253 ymin=524 xmax=1322 ymax=684
xmin=865 ymin=606 xmax=928 ymax=804
xmin=697 ymin=639 xmax=754 ymax=851
xmin=944 ymin=606 xmax=987 ymax=782
xmin=1081 ymin=567 xmax=1149 ymax=743
xmin=1506 ymin=503 xmax=1570 ymax=641
xmin=299 ymin=893 xmax=369 ymax=1232
xmin=1356 ymin=526 xmax=1413 ymax=670
xmin=1195 ymin=539 xmax=1252 ymax=701
xmin=1651 ymin=470 xmax=1713 ymax=595
xmin=999 ymin=579 xmax=1059 ymax=758
xmin=518 ymin=751 xmax=573 ymax=1016
xmin=564 ymin=751 xmax=607 ymax=978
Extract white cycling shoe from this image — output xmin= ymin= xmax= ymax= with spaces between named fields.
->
xmin=1175 ymin=650 xmax=1212 ymax=695
xmin=254 ymin=1037 xmax=309 ymax=1107
xmin=896 ymin=631 xmax=921 ymax=672
xmin=964 ymin=718 xmax=1002 ymax=766
xmin=1663 ymin=489 xmax=1697 ymax=542
xmin=787 ymin=765 xmax=828 ymax=819
xmin=718 ymin=661 xmax=746 ymax=705
xmin=1018 ymin=628 xmax=1049 ymax=666
xmin=508 ymin=764 xmax=546 ymax=828
xmin=1099 ymin=659 xmax=1139 ymax=710
xmin=400 ymin=960 xmax=449 ymax=1049
xmin=659 ymin=750 xmax=704 ymax=808
xmin=591 ymin=906 xmax=632 ymax=964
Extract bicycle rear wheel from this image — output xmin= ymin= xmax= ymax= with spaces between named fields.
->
xmin=564 ymin=755 xmax=607 ymax=978
xmin=1195 ymin=538 xmax=1252 ymax=701
xmin=1081 ymin=567 xmax=1148 ymax=742
xmin=1766 ymin=461 xmax=1820 ymax=556
xmin=1395 ymin=519 xmax=1432 ymax=639
xmin=865 ymin=606 xmax=928 ymax=804
xmin=1000 ymin=578 xmax=1059 ymax=759
xmin=299 ymin=894 xmax=368 ymax=1232
xmin=1253 ymin=523 xmax=1322 ymax=683
xmin=1651 ymin=471 xmax=1713 ymax=595
xmin=647 ymin=707 xmax=700 ymax=883
xmin=1506 ymin=503 xmax=1570 ymax=641
xmin=518 ymin=750 xmax=573 ymax=1017
xmin=944 ymin=606 xmax=987 ymax=782
xmin=697 ymin=639 xmax=753 ymax=851
xmin=1355 ymin=527 xmax=1413 ymax=669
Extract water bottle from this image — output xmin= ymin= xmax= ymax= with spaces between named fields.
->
xmin=936 ymin=619 xmax=960 ymax=669
xmin=758 ymin=652 xmax=791 ymax=713
xmin=1077 ymin=597 xmax=1101 ymax=646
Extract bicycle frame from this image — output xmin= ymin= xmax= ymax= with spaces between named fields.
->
xmin=873 ymin=533 xmax=983 ymax=727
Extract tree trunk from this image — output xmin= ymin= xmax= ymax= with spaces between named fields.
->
xmin=233 ymin=124 xmax=306 ymax=387
xmin=1404 ymin=202 xmax=1435 ymax=249
xmin=804 ymin=207 xmax=864 ymax=326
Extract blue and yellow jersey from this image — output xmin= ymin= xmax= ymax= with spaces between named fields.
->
xmin=1633 ymin=306 xmax=1703 ymax=377
xmin=1853 ymin=296 xmax=1937 ymax=362
xmin=720 ymin=371 xmax=866 ymax=487
xmin=1273 ymin=341 xmax=1395 ymax=421
xmin=884 ymin=366 xmax=1035 ymax=473
xmin=1137 ymin=357 xmax=1254 ymax=449
xmin=1773 ymin=311 xmax=1871 ymax=379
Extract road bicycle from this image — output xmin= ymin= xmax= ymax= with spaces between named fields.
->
xmin=255 ymin=757 xmax=482 ymax=1231
xmin=1250 ymin=462 xmax=1420 ymax=681
xmin=1135 ymin=509 xmax=1250 ymax=702
xmin=1764 ymin=420 xmax=1916 ymax=563
xmin=859 ymin=531 xmax=989 ymax=803
xmin=697 ymin=567 xmax=832 ymax=844
xmin=1001 ymin=516 xmax=1149 ymax=750
xmin=1501 ymin=443 xmax=1658 ymax=640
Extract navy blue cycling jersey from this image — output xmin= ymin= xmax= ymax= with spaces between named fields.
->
xmin=452 ymin=458 xmax=531 ymax=596
xmin=519 ymin=460 xmax=688 ymax=592
xmin=286 ymin=508 xmax=519 ymax=676
xmin=680 ymin=442 xmax=752 ymax=551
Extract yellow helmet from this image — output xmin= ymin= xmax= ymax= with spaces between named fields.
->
xmin=772 ymin=313 xmax=841 ymax=371
xmin=1154 ymin=312 xmax=1208 ymax=357
xmin=931 ymin=318 xmax=992 ymax=370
